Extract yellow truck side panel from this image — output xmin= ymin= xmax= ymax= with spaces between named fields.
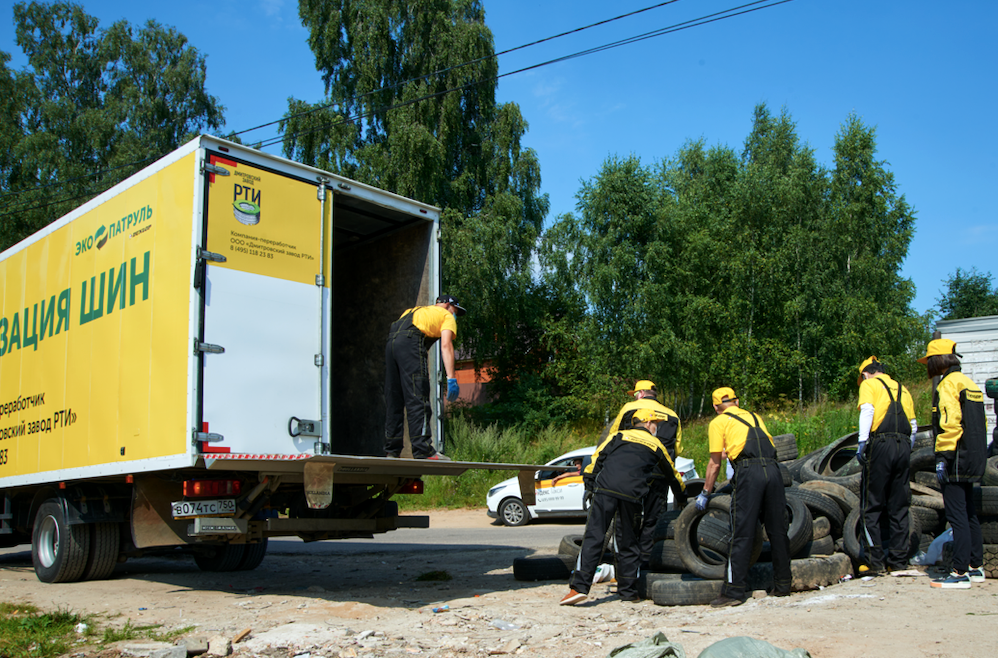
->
xmin=0 ymin=154 xmax=197 ymax=481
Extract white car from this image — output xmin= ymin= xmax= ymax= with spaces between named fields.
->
xmin=486 ymin=446 xmax=698 ymax=526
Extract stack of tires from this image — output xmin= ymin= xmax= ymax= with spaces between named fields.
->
xmin=512 ymin=429 xmax=998 ymax=603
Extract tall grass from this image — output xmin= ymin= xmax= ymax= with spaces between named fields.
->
xmin=398 ymin=378 xmax=935 ymax=511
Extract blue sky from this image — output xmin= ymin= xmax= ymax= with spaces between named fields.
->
xmin=2 ymin=0 xmax=995 ymax=318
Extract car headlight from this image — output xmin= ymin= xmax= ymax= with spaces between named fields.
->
xmin=488 ymin=485 xmax=506 ymax=498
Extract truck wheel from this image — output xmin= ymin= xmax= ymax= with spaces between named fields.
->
xmin=499 ymin=498 xmax=529 ymax=526
xmin=238 ymin=539 xmax=268 ymax=571
xmin=83 ymin=522 xmax=120 ymax=581
xmin=32 ymin=500 xmax=90 ymax=583
xmin=194 ymin=544 xmax=245 ymax=572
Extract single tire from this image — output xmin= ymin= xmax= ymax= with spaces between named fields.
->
xmin=842 ymin=508 xmax=863 ymax=560
xmin=498 ymin=498 xmax=530 ymax=527
xmin=32 ymin=500 xmax=91 ymax=583
xmin=778 ymin=462 xmax=793 ymax=488
xmin=649 ymin=540 xmax=686 ymax=572
xmin=912 ymin=427 xmax=935 ymax=452
xmin=674 ymin=495 xmax=762 ymax=580
xmin=798 ymin=480 xmax=859 ymax=515
xmin=512 ymin=554 xmax=573 ymax=581
xmin=980 ymin=518 xmax=998 ymax=545
xmin=773 ymin=434 xmax=799 ymax=463
xmin=982 ymin=544 xmax=998 ymax=578
xmin=682 ymin=478 xmax=706 ymax=499
xmin=696 ymin=513 xmax=733 ymax=554
xmin=559 ymin=534 xmax=584 ymax=558
xmin=787 ymin=488 xmax=845 ymax=535
xmin=909 ymin=447 xmax=936 ymax=474
xmin=651 ymin=509 xmax=683 ymax=542
xmin=650 ymin=575 xmax=724 ymax=606
xmin=194 ymin=544 xmax=245 ymax=572
xmin=909 ymin=482 xmax=942 ymax=498
xmin=639 ymin=571 xmax=683 ymax=600
xmin=811 ymin=516 xmax=831 ymax=540
xmin=787 ymin=448 xmax=823 ymax=483
xmin=238 ymin=539 xmax=268 ymax=571
xmin=913 ymin=471 xmax=941 ymax=492
xmin=82 ymin=522 xmax=119 ymax=581
xmin=785 ymin=493 xmax=814 ymax=556
xmin=801 ymin=433 xmax=862 ymax=494
xmin=911 ymin=494 xmax=945 ymax=511
xmin=973 ymin=486 xmax=998 ymax=516
xmin=909 ymin=505 xmax=943 ymax=536
xmin=804 ymin=535 xmax=835 ymax=557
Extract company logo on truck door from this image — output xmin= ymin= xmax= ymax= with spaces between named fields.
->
xmin=75 ymin=204 xmax=153 ymax=256
xmin=0 ymin=251 xmax=150 ymax=359
xmin=232 ymin=183 xmax=261 ymax=225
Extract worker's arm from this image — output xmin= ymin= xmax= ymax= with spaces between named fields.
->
xmin=440 ymin=329 xmax=456 ymax=379
xmin=703 ymin=452 xmax=723 ymax=494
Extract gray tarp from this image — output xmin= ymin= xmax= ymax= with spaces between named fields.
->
xmin=697 ymin=636 xmax=811 ymax=658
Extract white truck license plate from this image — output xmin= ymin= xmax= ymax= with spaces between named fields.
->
xmin=171 ymin=499 xmax=236 ymax=518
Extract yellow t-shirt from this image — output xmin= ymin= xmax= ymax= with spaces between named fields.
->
xmin=857 ymin=373 xmax=915 ymax=432
xmin=401 ymin=305 xmax=457 ymax=338
xmin=708 ymin=407 xmax=773 ymax=461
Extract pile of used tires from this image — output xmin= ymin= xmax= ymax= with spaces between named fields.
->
xmin=512 ymin=428 xmax=998 ymax=605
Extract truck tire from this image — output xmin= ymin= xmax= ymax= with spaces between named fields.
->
xmin=194 ymin=544 xmax=245 ymax=572
xmin=32 ymin=500 xmax=90 ymax=583
xmin=650 ymin=576 xmax=724 ymax=606
xmin=498 ymin=498 xmax=530 ymax=527
xmin=674 ymin=495 xmax=762 ymax=580
xmin=82 ymin=522 xmax=120 ymax=581
xmin=787 ymin=488 xmax=845 ymax=535
xmin=238 ymin=539 xmax=268 ymax=571
xmin=800 ymin=434 xmax=862 ymax=494
xmin=649 ymin=539 xmax=685 ymax=571
xmin=798 ymin=480 xmax=859 ymax=515
xmin=772 ymin=434 xmax=799 ymax=463
xmin=512 ymin=555 xmax=573 ymax=581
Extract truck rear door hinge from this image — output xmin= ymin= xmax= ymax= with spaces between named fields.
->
xmin=195 ymin=341 xmax=225 ymax=355
xmin=193 ymin=431 xmax=224 ymax=444
xmin=198 ymin=247 xmax=227 ymax=263
xmin=202 ymin=162 xmax=230 ymax=177
xmin=288 ymin=417 xmax=322 ymax=438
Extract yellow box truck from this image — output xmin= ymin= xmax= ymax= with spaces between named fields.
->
xmin=0 ymin=136 xmax=537 ymax=582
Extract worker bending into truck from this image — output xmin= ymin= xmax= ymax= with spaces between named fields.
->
xmin=698 ymin=387 xmax=791 ymax=606
xmin=595 ymin=380 xmax=685 ymax=568
xmin=562 ymin=408 xmax=681 ymax=605
xmin=384 ymin=295 xmax=466 ymax=460
xmin=919 ymin=339 xmax=987 ymax=588
xmin=854 ymin=356 xmax=917 ymax=575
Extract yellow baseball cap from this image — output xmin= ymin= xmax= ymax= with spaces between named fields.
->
xmin=918 ymin=339 xmax=961 ymax=364
xmin=857 ymin=356 xmax=879 ymax=385
xmin=711 ymin=387 xmax=737 ymax=406
xmin=632 ymin=408 xmax=669 ymax=424
xmin=627 ymin=380 xmax=657 ymax=396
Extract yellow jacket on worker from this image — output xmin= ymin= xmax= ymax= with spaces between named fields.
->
xmin=857 ymin=372 xmax=916 ymax=434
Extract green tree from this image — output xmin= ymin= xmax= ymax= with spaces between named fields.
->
xmin=0 ymin=1 xmax=224 ymax=251
xmin=283 ymin=0 xmax=549 ymax=414
xmin=936 ymin=267 xmax=998 ymax=320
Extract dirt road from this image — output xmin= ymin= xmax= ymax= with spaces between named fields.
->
xmin=1 ymin=509 xmax=996 ymax=657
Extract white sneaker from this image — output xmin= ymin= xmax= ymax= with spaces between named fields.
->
xmin=968 ymin=567 xmax=986 ymax=583
xmin=930 ymin=572 xmax=971 ymax=589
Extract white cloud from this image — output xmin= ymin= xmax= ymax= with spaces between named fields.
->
xmin=259 ymin=0 xmax=285 ymax=18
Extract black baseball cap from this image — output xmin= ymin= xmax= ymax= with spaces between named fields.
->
xmin=436 ymin=294 xmax=467 ymax=316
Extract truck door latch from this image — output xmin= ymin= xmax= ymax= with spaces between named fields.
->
xmin=197 ymin=247 xmax=227 ymax=263
xmin=202 ymin=162 xmax=231 ymax=177
xmin=194 ymin=341 xmax=225 ymax=355
xmin=193 ymin=431 xmax=224 ymax=444
xmin=288 ymin=417 xmax=322 ymax=438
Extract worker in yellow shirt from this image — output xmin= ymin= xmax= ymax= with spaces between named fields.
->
xmin=855 ymin=356 xmax=917 ymax=575
xmin=699 ymin=387 xmax=790 ymax=606
xmin=384 ymin=295 xmax=465 ymax=460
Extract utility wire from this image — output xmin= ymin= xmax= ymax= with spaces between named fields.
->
xmin=257 ymin=0 xmax=790 ymax=151
xmin=3 ymin=0 xmax=794 ymax=219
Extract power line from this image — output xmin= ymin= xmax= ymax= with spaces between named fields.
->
xmin=257 ymin=0 xmax=791 ymax=151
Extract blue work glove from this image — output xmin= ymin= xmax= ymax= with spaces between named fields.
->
xmin=447 ymin=378 xmax=460 ymax=401
xmin=695 ymin=491 xmax=710 ymax=512
xmin=855 ymin=442 xmax=867 ymax=466
xmin=936 ymin=460 xmax=949 ymax=486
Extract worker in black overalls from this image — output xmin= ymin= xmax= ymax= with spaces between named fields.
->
xmin=561 ymin=407 xmax=682 ymax=605
xmin=590 ymin=380 xmax=686 ymax=569
xmin=855 ymin=356 xmax=917 ymax=574
xmin=698 ymin=387 xmax=791 ymax=607
xmin=919 ymin=339 xmax=987 ymax=588
xmin=383 ymin=295 xmax=465 ymax=460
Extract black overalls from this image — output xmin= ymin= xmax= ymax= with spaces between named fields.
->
xmin=725 ymin=412 xmax=791 ymax=600
xmin=860 ymin=379 xmax=911 ymax=572
xmin=383 ymin=310 xmax=437 ymax=458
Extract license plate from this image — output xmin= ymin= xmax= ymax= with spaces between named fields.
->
xmin=171 ymin=499 xmax=236 ymax=518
